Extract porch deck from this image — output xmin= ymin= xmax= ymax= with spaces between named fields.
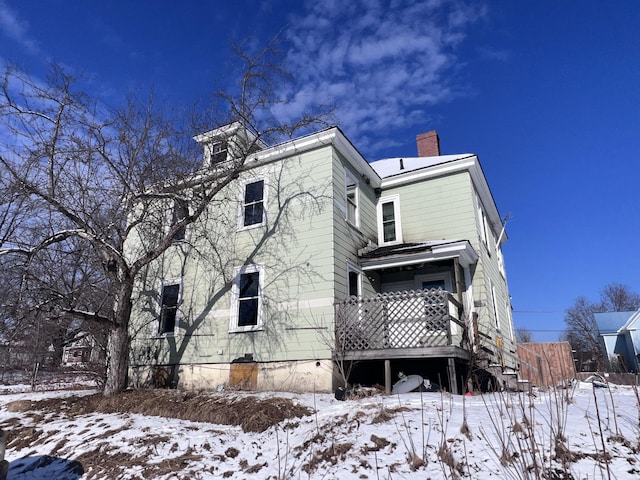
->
xmin=334 ymin=288 xmax=469 ymax=361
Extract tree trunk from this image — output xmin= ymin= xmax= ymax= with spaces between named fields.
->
xmin=103 ymin=279 xmax=133 ymax=396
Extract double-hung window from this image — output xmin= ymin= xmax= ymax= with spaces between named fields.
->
xmin=209 ymin=141 xmax=228 ymax=165
xmin=345 ymin=170 xmax=359 ymax=226
xmin=231 ymin=264 xmax=264 ymax=331
xmin=377 ymin=195 xmax=402 ymax=244
xmin=477 ymin=196 xmax=491 ymax=251
xmin=171 ymin=201 xmax=188 ymax=243
xmin=491 ymin=281 xmax=501 ymax=331
xmin=159 ymin=282 xmax=180 ymax=335
xmin=241 ymin=179 xmax=265 ymax=228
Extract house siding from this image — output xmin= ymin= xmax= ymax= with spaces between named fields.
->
xmin=377 ymin=168 xmax=516 ymax=369
xmin=331 ymin=150 xmax=377 ymax=302
xmin=130 ymin=144 xmax=341 ymax=391
xmin=128 ymin=126 xmax=517 ymax=392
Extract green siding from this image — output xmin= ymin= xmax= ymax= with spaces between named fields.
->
xmin=129 ymin=133 xmax=517 ymax=378
xmin=130 ymin=144 xmax=340 ymax=368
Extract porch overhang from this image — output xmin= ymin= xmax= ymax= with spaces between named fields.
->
xmin=359 ymin=239 xmax=478 ymax=271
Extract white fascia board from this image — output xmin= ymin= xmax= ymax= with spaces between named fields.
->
xmin=621 ymin=310 xmax=640 ymax=332
xmin=431 ymin=241 xmax=479 ymax=267
xmin=193 ymin=122 xmax=243 ymax=143
xmin=193 ymin=122 xmax=268 ymax=150
xmin=380 ymin=155 xmax=507 ymax=245
xmin=242 ymin=127 xmax=382 ymax=188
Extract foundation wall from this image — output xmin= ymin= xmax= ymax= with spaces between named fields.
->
xmin=129 ymin=359 xmax=335 ymax=393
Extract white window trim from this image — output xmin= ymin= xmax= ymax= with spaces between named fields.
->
xmin=414 ymin=272 xmax=453 ymax=292
xmin=497 ymin=246 xmax=506 ymax=277
xmin=344 ymin=169 xmax=360 ymax=228
xmin=167 ymin=200 xmax=190 ymax=243
xmin=377 ymin=195 xmax=403 ymax=245
xmin=208 ymin=140 xmax=228 ymax=165
xmin=491 ymin=281 xmax=501 ymax=332
xmin=237 ymin=176 xmax=268 ymax=231
xmin=230 ymin=264 xmax=265 ymax=333
xmin=157 ymin=277 xmax=183 ymax=336
xmin=346 ymin=262 xmax=362 ymax=298
xmin=478 ymin=204 xmax=488 ymax=246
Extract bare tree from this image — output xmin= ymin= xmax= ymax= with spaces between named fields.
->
xmin=0 ymin=41 xmax=331 ymax=395
xmin=563 ymin=283 xmax=640 ymax=372
xmin=515 ymin=327 xmax=533 ymax=343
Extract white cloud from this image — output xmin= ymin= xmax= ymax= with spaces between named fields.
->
xmin=278 ymin=0 xmax=487 ymax=157
xmin=0 ymin=1 xmax=39 ymax=54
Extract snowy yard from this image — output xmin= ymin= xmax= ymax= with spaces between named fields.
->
xmin=1 ymin=382 xmax=639 ymax=479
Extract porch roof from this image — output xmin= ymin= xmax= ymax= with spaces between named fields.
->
xmin=358 ymin=239 xmax=478 ymax=270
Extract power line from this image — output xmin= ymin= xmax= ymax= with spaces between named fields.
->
xmin=513 ymin=310 xmax=564 ymax=314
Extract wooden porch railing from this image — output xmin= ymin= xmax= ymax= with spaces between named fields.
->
xmin=335 ymin=289 xmax=465 ymax=353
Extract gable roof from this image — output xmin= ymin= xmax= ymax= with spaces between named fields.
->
xmin=594 ymin=311 xmax=639 ymax=334
xmin=370 ymin=154 xmax=507 ymax=245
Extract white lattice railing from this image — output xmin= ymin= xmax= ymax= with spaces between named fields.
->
xmin=335 ymin=289 xmax=465 ymax=353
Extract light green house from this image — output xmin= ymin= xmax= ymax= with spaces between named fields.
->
xmin=128 ymin=125 xmax=516 ymax=394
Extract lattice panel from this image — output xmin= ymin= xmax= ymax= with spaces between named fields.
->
xmin=335 ymin=289 xmax=455 ymax=352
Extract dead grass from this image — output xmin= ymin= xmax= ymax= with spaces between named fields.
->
xmin=20 ymin=389 xmax=312 ymax=433
xmin=0 ymin=389 xmax=314 ymax=479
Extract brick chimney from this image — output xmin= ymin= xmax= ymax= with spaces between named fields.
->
xmin=416 ymin=130 xmax=440 ymax=157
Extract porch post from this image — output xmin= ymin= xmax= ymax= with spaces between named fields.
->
xmin=384 ymin=360 xmax=391 ymax=394
xmin=453 ymin=257 xmax=464 ymax=306
xmin=447 ymin=358 xmax=459 ymax=394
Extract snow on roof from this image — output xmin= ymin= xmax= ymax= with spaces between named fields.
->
xmin=369 ymin=154 xmax=474 ymax=179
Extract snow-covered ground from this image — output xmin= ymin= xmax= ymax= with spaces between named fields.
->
xmin=1 ymin=382 xmax=639 ymax=479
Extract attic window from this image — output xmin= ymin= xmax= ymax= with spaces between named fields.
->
xmin=210 ymin=141 xmax=228 ymax=164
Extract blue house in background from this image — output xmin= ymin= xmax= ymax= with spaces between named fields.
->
xmin=594 ymin=311 xmax=640 ymax=372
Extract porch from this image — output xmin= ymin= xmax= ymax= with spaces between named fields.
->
xmin=334 ymin=288 xmax=470 ymax=394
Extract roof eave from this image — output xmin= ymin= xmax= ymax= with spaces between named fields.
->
xmin=361 ymin=240 xmax=478 ymax=271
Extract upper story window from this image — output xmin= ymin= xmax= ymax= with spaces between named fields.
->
xmin=477 ymin=197 xmax=491 ymax=251
xmin=171 ymin=201 xmax=188 ymax=243
xmin=209 ymin=141 xmax=228 ymax=165
xmin=345 ymin=170 xmax=359 ymax=227
xmin=497 ymin=246 xmax=506 ymax=277
xmin=491 ymin=281 xmax=501 ymax=332
xmin=241 ymin=179 xmax=266 ymax=228
xmin=159 ymin=282 xmax=180 ymax=335
xmin=231 ymin=264 xmax=264 ymax=332
xmin=377 ymin=195 xmax=402 ymax=244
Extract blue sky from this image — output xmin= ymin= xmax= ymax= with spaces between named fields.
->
xmin=1 ymin=0 xmax=638 ymax=341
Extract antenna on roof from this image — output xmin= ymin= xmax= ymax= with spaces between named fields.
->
xmin=496 ymin=212 xmax=512 ymax=245
xmin=399 ymin=158 xmax=404 ymax=170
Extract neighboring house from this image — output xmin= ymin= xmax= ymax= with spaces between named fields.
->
xmin=61 ymin=333 xmax=102 ymax=368
xmin=128 ymin=125 xmax=516 ymax=394
xmin=594 ymin=311 xmax=640 ymax=372
xmin=516 ymin=342 xmax=576 ymax=388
